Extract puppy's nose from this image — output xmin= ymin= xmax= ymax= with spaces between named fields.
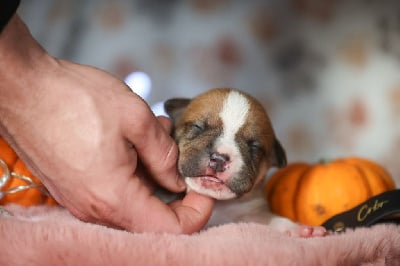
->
xmin=209 ymin=152 xmax=230 ymax=172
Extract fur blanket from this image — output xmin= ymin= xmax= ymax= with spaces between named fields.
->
xmin=1 ymin=205 xmax=400 ymax=266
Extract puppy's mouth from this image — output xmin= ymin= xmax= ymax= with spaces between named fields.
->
xmin=184 ymin=175 xmax=237 ymax=200
xmin=200 ymin=175 xmax=224 ymax=184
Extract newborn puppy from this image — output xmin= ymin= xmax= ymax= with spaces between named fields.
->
xmin=164 ymin=88 xmax=326 ymax=237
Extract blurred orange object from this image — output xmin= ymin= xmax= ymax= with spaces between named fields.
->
xmin=0 ymin=137 xmax=57 ymax=206
xmin=265 ymin=157 xmax=395 ymax=226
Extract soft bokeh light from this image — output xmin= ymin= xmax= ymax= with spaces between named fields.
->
xmin=124 ymin=71 xmax=152 ymax=100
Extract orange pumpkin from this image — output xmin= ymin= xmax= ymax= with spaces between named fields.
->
xmin=0 ymin=137 xmax=57 ymax=206
xmin=265 ymin=157 xmax=396 ymax=226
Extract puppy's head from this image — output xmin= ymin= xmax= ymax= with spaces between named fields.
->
xmin=165 ymin=88 xmax=286 ymax=200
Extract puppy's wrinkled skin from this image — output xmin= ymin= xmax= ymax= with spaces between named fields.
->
xmin=164 ymin=88 xmax=326 ymax=237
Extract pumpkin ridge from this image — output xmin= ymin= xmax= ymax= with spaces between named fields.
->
xmin=295 ymin=161 xmax=373 ymax=225
xmin=291 ymin=164 xmax=313 ymax=221
xmin=294 ymin=163 xmax=330 ymax=224
xmin=265 ymin=163 xmax=300 ymax=203
xmin=363 ymin=161 xmax=395 ymax=190
xmin=348 ymin=162 xmax=373 ymax=198
xmin=344 ymin=158 xmax=395 ymax=191
xmin=265 ymin=163 xmax=309 ymax=220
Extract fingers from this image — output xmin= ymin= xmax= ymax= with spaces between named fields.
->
xmin=122 ymin=98 xmax=185 ymax=193
xmin=156 ymin=115 xmax=173 ymax=132
xmin=169 ymin=191 xmax=215 ymax=233
xmin=116 ymin=178 xmax=215 ymax=234
xmin=119 ymin=96 xmax=215 ymax=233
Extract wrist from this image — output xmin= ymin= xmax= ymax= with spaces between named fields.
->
xmin=0 ymin=15 xmax=58 ymax=120
xmin=0 ymin=14 xmax=61 ymax=148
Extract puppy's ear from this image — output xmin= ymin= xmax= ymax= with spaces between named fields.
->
xmin=164 ymin=98 xmax=191 ymax=123
xmin=270 ymin=139 xmax=287 ymax=168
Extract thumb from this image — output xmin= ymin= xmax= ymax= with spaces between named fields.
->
xmin=113 ymin=177 xmax=214 ymax=234
xmin=169 ymin=191 xmax=215 ymax=233
xmin=122 ymin=98 xmax=184 ymax=192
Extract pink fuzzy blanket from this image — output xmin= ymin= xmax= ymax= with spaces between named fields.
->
xmin=1 ymin=205 xmax=399 ymax=266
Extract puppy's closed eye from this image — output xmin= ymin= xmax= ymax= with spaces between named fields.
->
xmin=244 ymin=139 xmax=265 ymax=161
xmin=190 ymin=122 xmax=205 ymax=133
xmin=247 ymin=140 xmax=264 ymax=154
xmin=185 ymin=122 xmax=206 ymax=138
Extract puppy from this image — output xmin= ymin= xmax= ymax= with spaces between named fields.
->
xmin=164 ymin=88 xmax=326 ymax=237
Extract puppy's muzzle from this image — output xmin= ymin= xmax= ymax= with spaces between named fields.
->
xmin=209 ymin=152 xmax=230 ymax=172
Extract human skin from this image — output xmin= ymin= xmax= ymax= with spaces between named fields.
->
xmin=0 ymin=14 xmax=214 ymax=234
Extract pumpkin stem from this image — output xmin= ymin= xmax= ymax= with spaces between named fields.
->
xmin=318 ymin=158 xmax=333 ymax=165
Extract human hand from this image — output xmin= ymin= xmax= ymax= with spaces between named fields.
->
xmin=0 ymin=15 xmax=214 ymax=233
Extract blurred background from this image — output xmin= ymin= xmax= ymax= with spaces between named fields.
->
xmin=18 ymin=0 xmax=400 ymax=185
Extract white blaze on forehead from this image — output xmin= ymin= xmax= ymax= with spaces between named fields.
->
xmin=216 ymin=91 xmax=250 ymax=161
xmin=221 ymin=91 xmax=250 ymax=135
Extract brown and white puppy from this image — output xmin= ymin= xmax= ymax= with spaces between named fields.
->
xmin=164 ymin=88 xmax=326 ymax=237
